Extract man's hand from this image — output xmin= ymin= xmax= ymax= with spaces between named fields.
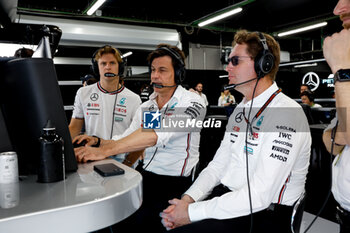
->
xmin=323 ymin=29 xmax=350 ymax=73
xmin=74 ymin=146 xmax=107 ymax=163
xmin=160 ymin=196 xmax=194 ymax=230
xmin=72 ymin=135 xmax=97 ymax=147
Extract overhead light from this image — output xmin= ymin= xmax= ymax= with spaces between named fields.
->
xmin=86 ymin=0 xmax=106 ymax=16
xmin=121 ymin=51 xmax=133 ymax=58
xmin=277 ymin=22 xmax=328 ymax=37
xmin=294 ymin=63 xmax=318 ymax=68
xmin=198 ymin=7 xmax=242 ymax=27
xmin=279 ymin=58 xmax=325 ymax=67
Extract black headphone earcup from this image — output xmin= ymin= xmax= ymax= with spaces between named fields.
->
xmin=118 ymin=61 xmax=125 ymax=77
xmin=174 ymin=64 xmax=186 ymax=84
xmin=254 ymin=51 xmax=274 ymax=78
xmin=91 ymin=59 xmax=99 ymax=77
xmin=91 ymin=49 xmax=99 ymax=77
xmin=178 ymin=66 xmax=186 ymax=83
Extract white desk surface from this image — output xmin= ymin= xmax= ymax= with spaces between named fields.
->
xmin=0 ymin=159 xmax=142 ymax=233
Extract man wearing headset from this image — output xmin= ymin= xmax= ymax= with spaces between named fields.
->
xmin=323 ymin=0 xmax=350 ymax=232
xmin=74 ymin=44 xmax=206 ymax=232
xmin=69 ymin=45 xmax=141 ymax=162
xmin=300 ymin=90 xmax=322 ymax=108
xmin=160 ymin=30 xmax=311 ymax=233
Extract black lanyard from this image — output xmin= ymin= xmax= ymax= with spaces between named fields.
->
xmin=243 ymin=88 xmax=282 ymax=125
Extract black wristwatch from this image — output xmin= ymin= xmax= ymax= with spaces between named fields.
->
xmin=334 ymin=69 xmax=350 ymax=83
xmin=92 ymin=136 xmax=101 ymax=147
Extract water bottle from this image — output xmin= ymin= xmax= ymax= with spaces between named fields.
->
xmin=37 ymin=120 xmax=64 ymax=183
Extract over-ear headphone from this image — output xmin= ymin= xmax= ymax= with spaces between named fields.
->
xmin=91 ymin=45 xmax=125 ymax=78
xmin=300 ymin=90 xmax=315 ymax=102
xmin=153 ymin=46 xmax=186 ymax=84
xmin=254 ymin=32 xmax=274 ymax=79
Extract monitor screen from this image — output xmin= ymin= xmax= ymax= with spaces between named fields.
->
xmin=0 ymin=108 xmax=12 ymax=153
xmin=0 ymin=58 xmax=77 ymax=175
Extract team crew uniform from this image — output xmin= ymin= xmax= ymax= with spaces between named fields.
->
xmin=72 ymin=81 xmax=141 ymax=160
xmin=115 ymin=85 xmax=206 ymax=233
xmin=173 ymin=82 xmax=311 ymax=233
xmin=218 ymin=95 xmax=235 ymax=106
xmin=325 ymin=117 xmax=350 ymax=232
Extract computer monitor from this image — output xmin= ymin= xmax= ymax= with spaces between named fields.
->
xmin=0 ymin=57 xmax=77 ymax=175
xmin=0 ymin=108 xmax=12 ymax=153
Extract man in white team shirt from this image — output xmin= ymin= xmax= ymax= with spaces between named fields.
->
xmin=69 ymin=45 xmax=141 ymax=162
xmin=73 ymin=44 xmax=206 ymax=233
xmin=160 ymin=30 xmax=311 ymax=233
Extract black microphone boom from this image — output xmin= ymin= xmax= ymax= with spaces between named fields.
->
xmin=105 ymin=73 xmax=117 ymax=77
xmin=151 ymin=82 xmax=177 ymax=89
xmin=224 ymin=77 xmax=259 ymax=91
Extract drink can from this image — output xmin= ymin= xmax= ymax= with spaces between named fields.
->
xmin=0 ymin=151 xmax=19 ymax=184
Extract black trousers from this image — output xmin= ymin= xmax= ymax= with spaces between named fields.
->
xmin=336 ymin=205 xmax=350 ymax=233
xmin=167 ymin=184 xmax=293 ymax=233
xmin=113 ymin=170 xmax=193 ymax=233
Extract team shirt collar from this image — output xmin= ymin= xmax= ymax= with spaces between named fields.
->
xmin=242 ymin=82 xmax=279 ymax=107
xmin=149 ymin=85 xmax=184 ymax=103
xmin=97 ymin=81 xmax=125 ymax=95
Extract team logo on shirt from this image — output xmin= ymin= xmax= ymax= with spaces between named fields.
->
xmin=256 ymin=116 xmax=264 ymax=127
xmin=90 ymin=93 xmax=99 ymax=101
xmin=119 ymin=97 xmax=126 ymax=105
xmin=235 ymin=112 xmax=243 ymax=123
xmin=143 ymin=110 xmax=161 ymax=129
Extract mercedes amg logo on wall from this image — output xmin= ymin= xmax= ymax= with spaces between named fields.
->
xmin=302 ymin=72 xmax=320 ymax=91
xmin=90 ymin=93 xmax=99 ymax=101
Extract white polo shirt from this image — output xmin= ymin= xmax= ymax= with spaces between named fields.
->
xmin=113 ymin=85 xmax=206 ymax=177
xmin=325 ymin=117 xmax=350 ymax=212
xmin=72 ymin=82 xmax=141 ymax=140
xmin=185 ymin=82 xmax=311 ymax=222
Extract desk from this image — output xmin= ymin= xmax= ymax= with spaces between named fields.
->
xmin=0 ymin=159 xmax=142 ymax=233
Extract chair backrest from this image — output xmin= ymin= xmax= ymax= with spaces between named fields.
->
xmin=291 ymin=191 xmax=307 ymax=233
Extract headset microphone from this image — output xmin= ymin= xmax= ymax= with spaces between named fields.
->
xmin=151 ymin=82 xmax=177 ymax=89
xmin=104 ymin=73 xmax=117 ymax=77
xmin=224 ymin=77 xmax=259 ymax=91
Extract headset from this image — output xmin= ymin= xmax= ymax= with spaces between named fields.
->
xmin=300 ymin=90 xmax=315 ymax=102
xmin=151 ymin=46 xmax=186 ymax=84
xmin=91 ymin=45 xmax=125 ymax=78
xmin=254 ymin=32 xmax=275 ymax=79
xmin=225 ymin=32 xmax=275 ymax=91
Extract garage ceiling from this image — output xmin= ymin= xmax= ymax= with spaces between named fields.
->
xmin=6 ymin=0 xmax=346 ymax=60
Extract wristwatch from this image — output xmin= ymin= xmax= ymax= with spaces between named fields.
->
xmin=334 ymin=69 xmax=350 ymax=83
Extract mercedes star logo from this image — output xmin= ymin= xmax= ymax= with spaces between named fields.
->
xmin=90 ymin=93 xmax=99 ymax=101
xmin=235 ymin=112 xmax=243 ymax=123
xmin=302 ymin=72 xmax=320 ymax=91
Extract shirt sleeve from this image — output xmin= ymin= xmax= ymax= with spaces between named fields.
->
xmin=187 ymin=108 xmax=311 ymax=222
xmin=231 ymin=95 xmax=235 ymax=103
xmin=112 ymin=105 xmax=142 ymax=140
xmin=154 ymin=97 xmax=206 ymax=148
xmin=203 ymin=94 xmax=209 ymax=106
xmin=218 ymin=97 xmax=222 ymax=106
xmin=184 ymin=131 xmax=232 ymax=201
xmin=71 ymin=88 xmax=84 ymax=119
xmin=130 ymin=95 xmax=142 ymax=120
